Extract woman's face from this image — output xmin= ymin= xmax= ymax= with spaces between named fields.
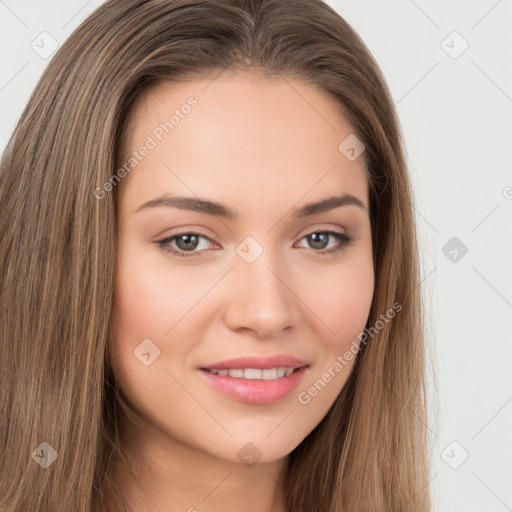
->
xmin=109 ymin=71 xmax=374 ymax=465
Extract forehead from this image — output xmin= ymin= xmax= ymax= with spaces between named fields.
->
xmin=119 ymin=72 xmax=369 ymax=215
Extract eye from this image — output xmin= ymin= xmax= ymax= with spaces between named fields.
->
xmin=156 ymin=231 xmax=216 ymax=259
xmin=295 ymin=229 xmax=355 ymax=256
xmin=155 ymin=229 xmax=355 ymax=259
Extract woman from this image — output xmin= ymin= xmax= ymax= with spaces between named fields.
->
xmin=0 ymin=0 xmax=432 ymax=510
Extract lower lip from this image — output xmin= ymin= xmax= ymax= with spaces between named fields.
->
xmin=197 ymin=367 xmax=308 ymax=405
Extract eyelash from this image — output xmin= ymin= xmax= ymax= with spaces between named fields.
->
xmin=155 ymin=229 xmax=355 ymax=259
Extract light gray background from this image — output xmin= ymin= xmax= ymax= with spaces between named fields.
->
xmin=1 ymin=1 xmax=511 ymax=510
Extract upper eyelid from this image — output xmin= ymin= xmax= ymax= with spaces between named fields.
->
xmin=158 ymin=226 xmax=350 ymax=249
xmin=159 ymin=225 xmax=348 ymax=241
xmin=156 ymin=228 xmax=355 ymax=260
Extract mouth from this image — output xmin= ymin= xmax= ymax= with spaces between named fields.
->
xmin=197 ymin=362 xmax=309 ymax=405
xmin=203 ymin=366 xmax=299 ymax=379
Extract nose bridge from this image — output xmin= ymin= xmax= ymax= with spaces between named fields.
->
xmin=223 ymin=236 xmax=297 ymax=336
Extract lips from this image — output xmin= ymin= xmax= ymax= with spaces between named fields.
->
xmin=207 ymin=367 xmax=294 ymax=379
xmin=200 ymin=354 xmax=309 ymax=371
xmin=198 ymin=354 xmax=309 ymax=405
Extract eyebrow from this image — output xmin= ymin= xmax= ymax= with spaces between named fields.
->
xmin=135 ymin=193 xmax=367 ymax=219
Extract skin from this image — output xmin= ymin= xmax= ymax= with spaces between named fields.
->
xmin=108 ymin=71 xmax=375 ymax=512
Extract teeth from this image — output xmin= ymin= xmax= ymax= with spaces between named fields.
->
xmin=244 ymin=368 xmax=262 ymax=379
xmin=262 ymin=368 xmax=278 ymax=380
xmin=208 ymin=367 xmax=298 ymax=380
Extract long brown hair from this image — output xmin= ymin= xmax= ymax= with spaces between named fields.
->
xmin=0 ymin=0 xmax=433 ymax=510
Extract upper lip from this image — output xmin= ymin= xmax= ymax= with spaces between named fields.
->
xmin=200 ymin=355 xmax=309 ymax=370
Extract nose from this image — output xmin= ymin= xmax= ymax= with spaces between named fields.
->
xmin=222 ymin=249 xmax=299 ymax=338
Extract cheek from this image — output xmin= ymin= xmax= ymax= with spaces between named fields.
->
xmin=109 ymin=246 xmax=217 ymax=383
xmin=113 ymin=267 xmax=169 ymax=337
xmin=112 ymin=249 xmax=208 ymax=338
xmin=108 ymin=251 xmax=176 ymax=379
xmin=302 ymin=253 xmax=375 ymax=346
xmin=293 ymin=258 xmax=373 ymax=421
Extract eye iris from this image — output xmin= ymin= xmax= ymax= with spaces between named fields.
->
xmin=176 ymin=234 xmax=199 ymax=251
xmin=308 ymin=232 xmax=329 ymax=250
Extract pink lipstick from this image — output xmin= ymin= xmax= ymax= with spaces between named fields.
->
xmin=198 ymin=355 xmax=309 ymax=405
